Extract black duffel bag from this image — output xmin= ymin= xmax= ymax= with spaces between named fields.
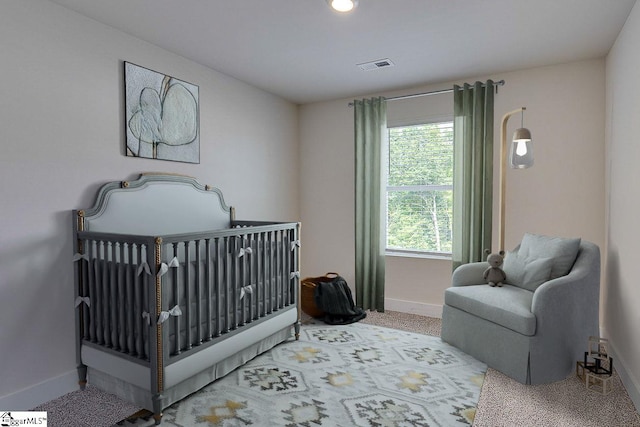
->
xmin=313 ymin=274 xmax=366 ymax=325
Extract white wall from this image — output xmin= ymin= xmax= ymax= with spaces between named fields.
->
xmin=605 ymin=0 xmax=640 ymax=409
xmin=0 ymin=1 xmax=299 ymax=407
xmin=300 ymin=58 xmax=606 ymax=312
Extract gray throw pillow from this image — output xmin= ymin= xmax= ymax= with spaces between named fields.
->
xmin=503 ymin=250 xmax=554 ymax=291
xmin=519 ymin=233 xmax=581 ymax=279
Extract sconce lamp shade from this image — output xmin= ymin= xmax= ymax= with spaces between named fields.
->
xmin=510 ymin=127 xmax=534 ymax=169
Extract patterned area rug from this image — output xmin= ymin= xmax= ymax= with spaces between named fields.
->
xmin=125 ymin=323 xmax=486 ymax=426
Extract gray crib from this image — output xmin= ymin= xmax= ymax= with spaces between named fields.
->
xmin=72 ymin=173 xmax=300 ymax=424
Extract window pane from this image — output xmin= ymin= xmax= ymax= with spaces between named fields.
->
xmin=387 ymin=189 xmax=452 ymax=253
xmin=388 ymin=123 xmax=453 ymax=187
xmin=386 ymin=121 xmax=453 ymax=254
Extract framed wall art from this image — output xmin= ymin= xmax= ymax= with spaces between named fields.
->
xmin=124 ymin=62 xmax=200 ymax=163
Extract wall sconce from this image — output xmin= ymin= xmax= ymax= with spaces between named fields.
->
xmin=327 ymin=0 xmax=358 ymax=12
xmin=499 ymin=107 xmax=534 ymax=251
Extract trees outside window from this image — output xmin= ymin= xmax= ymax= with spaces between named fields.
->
xmin=386 ymin=122 xmax=453 ymax=254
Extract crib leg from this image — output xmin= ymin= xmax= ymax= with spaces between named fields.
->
xmin=294 ymin=320 xmax=301 ymax=340
xmin=152 ymin=394 xmax=163 ymax=425
xmin=77 ymin=364 xmax=87 ymax=390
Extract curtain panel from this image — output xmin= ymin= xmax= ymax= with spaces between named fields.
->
xmin=452 ymin=81 xmax=495 ymax=271
xmin=354 ymin=97 xmax=387 ymax=311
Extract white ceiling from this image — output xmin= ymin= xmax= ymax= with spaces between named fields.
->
xmin=49 ymin=0 xmax=636 ymax=104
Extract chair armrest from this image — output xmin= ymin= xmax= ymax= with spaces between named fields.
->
xmin=531 ymin=244 xmax=600 ymax=317
xmin=529 ymin=242 xmax=600 ymax=382
xmin=452 ymin=262 xmax=489 ymax=287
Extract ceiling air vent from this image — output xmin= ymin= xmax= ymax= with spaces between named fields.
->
xmin=357 ymin=58 xmax=395 ymax=71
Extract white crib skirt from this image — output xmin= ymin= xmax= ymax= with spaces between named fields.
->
xmin=85 ymin=307 xmax=297 ymax=411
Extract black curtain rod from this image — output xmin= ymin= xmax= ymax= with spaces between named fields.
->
xmin=348 ymin=79 xmax=505 ymax=107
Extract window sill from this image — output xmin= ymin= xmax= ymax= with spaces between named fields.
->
xmin=385 ymin=250 xmax=452 ymax=261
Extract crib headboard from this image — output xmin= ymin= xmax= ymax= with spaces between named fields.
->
xmin=76 ymin=173 xmax=233 ymax=235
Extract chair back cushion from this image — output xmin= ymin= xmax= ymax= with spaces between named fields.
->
xmin=503 ymin=251 xmax=554 ymax=291
xmin=518 ymin=233 xmax=581 ymax=279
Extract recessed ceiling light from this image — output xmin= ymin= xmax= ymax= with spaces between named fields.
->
xmin=327 ymin=0 xmax=358 ymax=13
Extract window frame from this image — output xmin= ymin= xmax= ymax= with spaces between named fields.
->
xmin=384 ymin=117 xmax=454 ymax=259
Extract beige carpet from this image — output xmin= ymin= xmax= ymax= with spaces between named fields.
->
xmin=361 ymin=310 xmax=640 ymax=427
xmin=33 ymin=385 xmax=141 ymax=427
xmin=35 ymin=310 xmax=640 ymax=426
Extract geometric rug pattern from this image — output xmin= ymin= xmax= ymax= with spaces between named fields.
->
xmin=129 ymin=322 xmax=486 ymax=426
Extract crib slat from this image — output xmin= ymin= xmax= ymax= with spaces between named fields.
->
xmin=142 ymin=244 xmax=150 ymax=360
xmin=258 ymin=233 xmax=265 ymax=318
xmin=215 ymin=238 xmax=223 ymax=336
xmin=249 ymin=234 xmax=256 ymax=322
xmin=126 ymin=244 xmax=135 ymax=355
xmin=94 ymin=242 xmax=101 ymax=345
xmin=283 ymin=232 xmax=289 ymax=308
xmin=290 ymin=228 xmax=298 ymax=306
xmin=86 ymin=240 xmax=96 ymax=343
xmin=232 ymin=237 xmax=238 ymax=330
xmin=222 ymin=237 xmax=229 ymax=334
xmin=239 ymin=236 xmax=246 ymax=327
xmin=278 ymin=231 xmax=283 ymax=310
xmin=109 ymin=242 xmax=118 ymax=349
xmin=93 ymin=241 xmax=101 ymax=344
xmin=172 ymin=243 xmax=181 ymax=355
xmin=96 ymin=241 xmax=105 ymax=345
xmin=104 ymin=241 xmax=113 ymax=347
xmin=117 ymin=243 xmax=126 ymax=352
xmin=81 ymin=240 xmax=90 ymax=341
xmin=279 ymin=231 xmax=284 ymax=310
xmin=134 ymin=244 xmax=144 ymax=358
xmin=184 ymin=241 xmax=192 ymax=350
xmin=205 ymin=238 xmax=212 ymax=341
xmin=267 ymin=231 xmax=273 ymax=314
xmin=282 ymin=233 xmax=287 ymax=308
xmin=275 ymin=231 xmax=282 ymax=310
xmin=195 ymin=240 xmax=203 ymax=346
xmin=248 ymin=235 xmax=253 ymax=323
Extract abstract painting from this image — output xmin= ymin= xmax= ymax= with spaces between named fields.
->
xmin=124 ymin=62 xmax=199 ymax=163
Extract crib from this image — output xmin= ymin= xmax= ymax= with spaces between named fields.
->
xmin=71 ymin=173 xmax=300 ymax=424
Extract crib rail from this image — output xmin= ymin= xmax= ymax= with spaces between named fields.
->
xmin=158 ymin=222 xmax=299 ymax=359
xmin=74 ymin=233 xmax=155 ymax=363
xmin=73 ymin=222 xmax=300 ymax=368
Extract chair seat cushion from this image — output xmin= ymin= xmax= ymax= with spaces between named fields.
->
xmin=444 ymin=285 xmax=536 ymax=336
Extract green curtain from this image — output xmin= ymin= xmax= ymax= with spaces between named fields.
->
xmin=354 ymin=97 xmax=387 ymax=311
xmin=452 ymin=81 xmax=495 ymax=271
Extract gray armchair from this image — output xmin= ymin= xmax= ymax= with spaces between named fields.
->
xmin=441 ymin=237 xmax=600 ymax=385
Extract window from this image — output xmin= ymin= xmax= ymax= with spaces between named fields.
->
xmin=386 ymin=121 xmax=453 ymax=255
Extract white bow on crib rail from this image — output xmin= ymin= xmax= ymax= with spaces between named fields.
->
xmin=74 ymin=296 xmax=90 ymax=307
xmin=291 ymin=240 xmax=301 ymax=251
xmin=137 ymin=262 xmax=151 ymax=276
xmin=157 ymin=257 xmax=180 ymax=277
xmin=290 ymin=271 xmax=300 ymax=280
xmin=239 ymin=285 xmax=254 ymax=300
xmin=72 ymin=253 xmax=89 ymax=262
xmin=238 ymin=247 xmax=253 ymax=258
xmin=157 ymin=305 xmax=183 ymax=325
xmin=142 ymin=312 xmax=152 ymax=326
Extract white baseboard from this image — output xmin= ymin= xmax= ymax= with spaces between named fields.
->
xmin=0 ymin=370 xmax=78 ymax=410
xmin=600 ymin=327 xmax=640 ymax=412
xmin=384 ymin=298 xmax=443 ymax=318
